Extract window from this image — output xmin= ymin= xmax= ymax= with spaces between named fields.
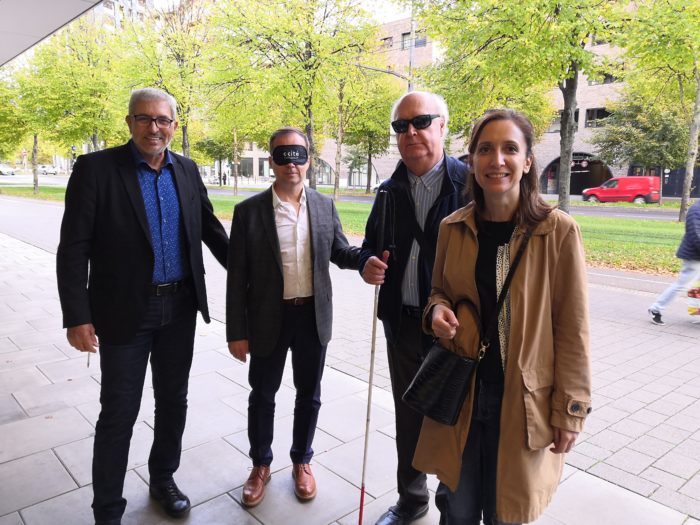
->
xmin=546 ymin=110 xmax=579 ymax=133
xmin=381 ymin=36 xmax=393 ymax=48
xmin=585 ymin=108 xmax=610 ymax=128
xmin=415 ymin=31 xmax=427 ymax=48
xmin=590 ymin=34 xmax=608 ymax=46
xmin=401 ymin=32 xmax=411 ymax=50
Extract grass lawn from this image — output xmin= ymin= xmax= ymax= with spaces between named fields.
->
xmin=0 ymin=185 xmax=685 ymax=275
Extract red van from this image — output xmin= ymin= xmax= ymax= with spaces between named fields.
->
xmin=581 ymin=176 xmax=660 ymax=204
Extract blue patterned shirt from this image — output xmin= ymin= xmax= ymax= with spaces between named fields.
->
xmin=130 ymin=141 xmax=189 ymax=284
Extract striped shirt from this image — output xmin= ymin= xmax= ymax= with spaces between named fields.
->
xmin=401 ymin=157 xmax=445 ymax=306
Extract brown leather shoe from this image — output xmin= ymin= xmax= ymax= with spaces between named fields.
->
xmin=292 ymin=463 xmax=317 ymax=501
xmin=241 ymin=465 xmax=271 ymax=507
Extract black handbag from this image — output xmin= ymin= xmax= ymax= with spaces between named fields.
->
xmin=402 ymin=230 xmax=531 ymax=425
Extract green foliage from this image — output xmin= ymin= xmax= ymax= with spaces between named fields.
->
xmin=0 ymin=74 xmax=28 ymax=158
xmin=590 ymin=83 xmax=691 ymax=169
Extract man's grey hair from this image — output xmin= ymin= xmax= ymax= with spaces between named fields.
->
xmin=390 ymin=91 xmax=449 ymax=136
xmin=128 ymin=88 xmax=177 ymax=120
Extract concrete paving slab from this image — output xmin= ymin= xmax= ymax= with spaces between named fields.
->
xmin=0 ymin=450 xmax=76 ymax=516
xmin=544 ymin=470 xmax=685 ymax=525
xmin=0 ymin=338 xmax=19 ymax=354
xmin=0 ymin=407 xmax=93 ymax=463
xmin=316 ymin=395 xmax=395 ymax=443
xmin=0 ymin=513 xmax=23 ymax=525
xmin=35 ymin=353 xmax=101 ymax=383
xmin=0 ymin=394 xmax=26 ymax=425
xmin=0 ymin=344 xmax=66 ymax=372
xmin=13 ymin=376 xmax=100 ymax=416
xmin=54 ymin=421 xmax=153 ymax=487
xmin=232 ymin=462 xmax=359 ymax=525
xmin=187 ymin=371 xmax=248 ymax=405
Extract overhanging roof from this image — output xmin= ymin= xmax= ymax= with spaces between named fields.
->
xmin=0 ymin=0 xmax=103 ymax=67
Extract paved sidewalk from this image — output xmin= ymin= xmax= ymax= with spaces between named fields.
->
xmin=0 ymin=228 xmax=699 ymax=524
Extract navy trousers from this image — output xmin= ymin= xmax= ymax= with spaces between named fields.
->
xmin=247 ymin=301 xmax=326 ymax=466
xmin=436 ymin=381 xmax=520 ymax=525
xmin=91 ymin=285 xmax=196 ymax=521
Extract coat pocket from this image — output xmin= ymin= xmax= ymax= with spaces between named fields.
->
xmin=522 ymin=367 xmax=554 ymax=450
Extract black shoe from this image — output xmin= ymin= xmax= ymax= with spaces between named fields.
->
xmin=149 ymin=479 xmax=191 ymax=518
xmin=95 ymin=520 xmax=121 ymax=525
xmin=649 ymin=309 xmax=665 ymax=325
xmin=375 ymin=503 xmax=430 ymax=525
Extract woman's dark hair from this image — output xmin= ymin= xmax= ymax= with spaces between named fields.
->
xmin=465 ymin=108 xmax=553 ymax=229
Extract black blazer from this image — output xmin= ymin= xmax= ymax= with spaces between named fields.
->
xmin=226 ymin=187 xmax=360 ymax=357
xmin=56 ymin=142 xmax=228 ymax=344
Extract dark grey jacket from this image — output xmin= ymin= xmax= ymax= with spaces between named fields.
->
xmin=226 ymin=186 xmax=360 ymax=357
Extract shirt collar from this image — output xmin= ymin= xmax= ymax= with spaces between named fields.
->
xmin=407 ymin=155 xmax=445 ymax=188
xmin=129 ymin=140 xmax=174 ymax=170
xmin=272 ymin=184 xmax=306 ymax=209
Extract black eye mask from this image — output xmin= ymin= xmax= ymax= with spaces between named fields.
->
xmin=272 ymin=145 xmax=308 ymax=165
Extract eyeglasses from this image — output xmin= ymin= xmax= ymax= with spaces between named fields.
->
xmin=131 ymin=115 xmax=175 ymax=129
xmin=391 ymin=114 xmax=441 ymax=134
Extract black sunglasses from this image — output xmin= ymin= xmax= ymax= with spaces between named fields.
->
xmin=391 ymin=114 xmax=441 ymax=133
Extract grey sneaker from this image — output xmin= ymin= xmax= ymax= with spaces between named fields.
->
xmin=649 ymin=309 xmax=664 ymax=325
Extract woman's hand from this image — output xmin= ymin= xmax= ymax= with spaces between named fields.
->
xmin=431 ymin=304 xmax=459 ymax=339
xmin=550 ymin=426 xmax=579 ymax=454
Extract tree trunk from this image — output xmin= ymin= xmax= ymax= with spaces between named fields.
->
xmin=557 ymin=63 xmax=579 ymax=214
xmin=218 ymin=157 xmax=223 ymax=187
xmin=306 ymin=103 xmax=317 ymax=189
xmin=32 ymin=133 xmax=39 ymax=195
xmin=182 ymin=123 xmax=190 ymax=158
xmin=91 ymin=131 xmax=99 ymax=152
xmin=679 ymin=63 xmax=700 ymax=222
xmin=365 ymin=147 xmax=373 ymax=194
xmin=334 ymin=84 xmax=344 ymax=201
xmin=232 ymin=128 xmax=239 ymax=197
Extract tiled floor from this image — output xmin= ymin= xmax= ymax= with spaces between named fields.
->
xmin=1 ymin=206 xmax=699 ymax=523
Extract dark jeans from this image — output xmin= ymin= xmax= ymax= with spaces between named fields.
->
xmin=92 ymin=286 xmax=197 ymax=522
xmin=248 ymin=302 xmax=326 ymax=466
xmin=384 ymin=311 xmax=429 ymax=509
xmin=436 ymin=381 xmax=519 ymax=525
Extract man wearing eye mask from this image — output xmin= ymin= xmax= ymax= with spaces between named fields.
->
xmin=360 ymin=91 xmax=469 ymax=525
xmin=226 ymin=127 xmax=361 ymax=507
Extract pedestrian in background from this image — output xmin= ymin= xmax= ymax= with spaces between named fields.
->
xmin=649 ymin=199 xmax=700 ymax=325
xmin=415 ymin=108 xmax=591 ymax=525
xmin=56 ymin=87 xmax=229 ymax=525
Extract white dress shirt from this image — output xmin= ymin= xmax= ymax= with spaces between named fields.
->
xmin=272 ymin=185 xmax=314 ymax=299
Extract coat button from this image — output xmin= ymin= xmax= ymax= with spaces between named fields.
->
xmin=586 ymin=407 xmax=592 ymax=414
xmin=571 ymin=403 xmax=581 ymax=412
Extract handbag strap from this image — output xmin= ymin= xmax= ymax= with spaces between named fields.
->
xmin=477 ymin=228 xmax=531 ymax=360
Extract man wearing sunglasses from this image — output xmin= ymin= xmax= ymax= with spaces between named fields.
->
xmin=360 ymin=91 xmax=469 ymax=525
xmin=57 ymin=88 xmax=229 ymax=524
xmin=226 ymin=127 xmax=360 ymax=508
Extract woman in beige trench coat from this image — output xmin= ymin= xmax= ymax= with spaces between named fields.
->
xmin=413 ymin=109 xmax=591 ymax=525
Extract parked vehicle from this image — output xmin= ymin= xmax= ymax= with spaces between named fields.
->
xmin=582 ymin=176 xmax=660 ymax=204
xmin=0 ymin=163 xmax=15 ymax=176
xmin=38 ymin=164 xmax=58 ymax=175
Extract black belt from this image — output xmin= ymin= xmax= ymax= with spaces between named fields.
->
xmin=402 ymin=305 xmax=422 ymax=319
xmin=282 ymin=296 xmax=314 ymax=306
xmin=150 ymin=279 xmax=187 ymax=296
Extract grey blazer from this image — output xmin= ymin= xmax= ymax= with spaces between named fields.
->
xmin=226 ymin=186 xmax=360 ymax=357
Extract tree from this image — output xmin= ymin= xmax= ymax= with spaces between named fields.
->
xmin=0 ymin=74 xmax=28 ymax=159
xmin=590 ymin=85 xmax=691 ymax=176
xmin=121 ymin=2 xmax=212 ymax=158
xmin=214 ymin=0 xmax=375 ymax=188
xmin=344 ymin=74 xmax=403 ymax=193
xmin=619 ymin=0 xmax=700 ymax=221
xmin=415 ymin=0 xmax=618 ymax=212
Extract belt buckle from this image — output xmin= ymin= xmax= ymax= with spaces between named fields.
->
xmin=293 ymin=297 xmax=302 ymax=306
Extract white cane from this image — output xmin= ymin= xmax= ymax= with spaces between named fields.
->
xmin=359 ymin=189 xmax=387 ymax=525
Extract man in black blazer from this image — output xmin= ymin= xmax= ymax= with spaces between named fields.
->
xmin=56 ymin=88 xmax=228 ymax=525
xmin=226 ymin=127 xmax=360 ymax=508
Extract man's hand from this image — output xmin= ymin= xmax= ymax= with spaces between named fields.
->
xmin=228 ymin=339 xmax=249 ymax=363
xmin=361 ymin=250 xmax=390 ymax=285
xmin=431 ymin=304 xmax=459 ymax=339
xmin=67 ymin=323 xmax=98 ymax=353
xmin=550 ymin=426 xmax=579 ymax=454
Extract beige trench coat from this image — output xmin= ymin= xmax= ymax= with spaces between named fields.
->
xmin=413 ymin=204 xmax=592 ymax=524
